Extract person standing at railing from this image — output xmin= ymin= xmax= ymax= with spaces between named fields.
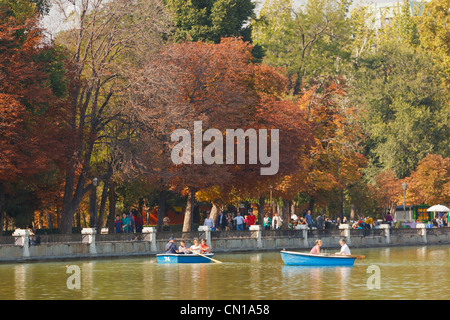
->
xmin=385 ymin=211 xmax=393 ymax=226
xmin=216 ymin=211 xmax=227 ymax=231
xmin=365 ymin=216 xmax=374 ymax=229
xmin=114 ymin=215 xmax=123 ymax=233
xmin=263 ymin=214 xmax=271 ymax=230
xmin=247 ymin=210 xmax=256 ymax=228
xmin=204 ymin=213 xmax=215 ymax=230
xmin=305 ymin=210 xmax=312 ymax=231
xmin=127 ymin=212 xmax=135 ymax=233
xmin=121 ymin=213 xmax=129 ymax=233
xmin=135 ymin=213 xmax=144 ymax=233
xmin=272 ymin=213 xmax=282 ymax=230
xmin=316 ymin=214 xmax=324 ymax=233
xmin=234 ymin=212 xmax=245 ymax=231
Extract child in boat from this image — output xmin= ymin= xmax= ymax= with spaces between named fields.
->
xmin=178 ymin=240 xmax=191 ymax=254
xmin=189 ymin=238 xmax=201 ymax=254
xmin=200 ymin=238 xmax=211 ymax=254
xmin=310 ymin=240 xmax=322 ymax=254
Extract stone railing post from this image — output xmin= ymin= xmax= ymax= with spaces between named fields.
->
xmin=198 ymin=226 xmax=212 ymax=249
xmin=379 ymin=224 xmax=390 ymax=244
xmin=339 ymin=224 xmax=351 ymax=245
xmin=250 ymin=225 xmax=262 ymax=248
xmin=142 ymin=227 xmax=157 ymax=252
xmin=13 ymin=229 xmax=30 ymax=258
xmin=295 ymin=225 xmax=308 ymax=247
xmin=81 ymin=228 xmax=97 ymax=255
xmin=416 ymin=223 xmax=427 ymax=243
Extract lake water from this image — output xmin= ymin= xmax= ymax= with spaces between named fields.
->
xmin=0 ymin=245 xmax=449 ymax=300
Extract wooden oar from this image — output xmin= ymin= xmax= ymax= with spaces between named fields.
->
xmin=193 ymin=251 xmax=222 ymax=264
xmin=346 ymin=255 xmax=365 ymax=260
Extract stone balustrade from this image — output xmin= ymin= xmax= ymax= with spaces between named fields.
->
xmin=1 ymin=224 xmax=449 ymax=263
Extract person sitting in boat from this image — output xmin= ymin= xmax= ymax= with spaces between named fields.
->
xmin=335 ymin=238 xmax=351 ymax=256
xmin=178 ymin=240 xmax=191 ymax=254
xmin=200 ymin=238 xmax=211 ymax=254
xmin=189 ymin=238 xmax=201 ymax=254
xmin=165 ymin=237 xmax=179 ymax=254
xmin=310 ymin=240 xmax=322 ymax=254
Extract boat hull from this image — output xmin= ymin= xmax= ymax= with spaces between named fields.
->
xmin=156 ymin=253 xmax=214 ymax=264
xmin=281 ymin=251 xmax=355 ymax=267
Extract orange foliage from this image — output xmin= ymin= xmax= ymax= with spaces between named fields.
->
xmin=406 ymin=154 xmax=450 ymax=205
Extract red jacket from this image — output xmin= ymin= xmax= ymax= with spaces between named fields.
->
xmin=247 ymin=214 xmax=256 ymax=226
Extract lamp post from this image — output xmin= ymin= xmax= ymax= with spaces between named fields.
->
xmin=90 ymin=177 xmax=99 ymax=229
xmin=401 ymin=182 xmax=407 ymax=211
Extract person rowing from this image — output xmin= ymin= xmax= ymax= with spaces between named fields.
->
xmin=335 ymin=238 xmax=351 ymax=255
xmin=189 ymin=238 xmax=201 ymax=254
xmin=165 ymin=237 xmax=179 ymax=254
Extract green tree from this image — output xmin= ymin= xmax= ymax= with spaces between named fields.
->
xmin=349 ymin=41 xmax=449 ymax=179
xmin=252 ymin=0 xmax=352 ymax=94
xmin=416 ymin=0 xmax=450 ymax=82
xmin=0 ymin=0 xmax=50 ymax=22
xmin=167 ymin=0 xmax=255 ymax=43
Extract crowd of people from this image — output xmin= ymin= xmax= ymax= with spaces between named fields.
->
xmin=431 ymin=212 xmax=448 ymax=228
xmin=351 ymin=216 xmax=376 ymax=230
xmin=114 ymin=207 xmax=449 ymax=235
xmin=114 ymin=211 xmax=144 ymax=234
xmin=205 ymin=209 xmax=342 ymax=232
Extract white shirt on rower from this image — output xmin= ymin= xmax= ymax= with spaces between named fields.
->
xmin=340 ymin=244 xmax=351 ymax=255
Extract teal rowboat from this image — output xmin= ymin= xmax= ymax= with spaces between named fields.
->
xmin=281 ymin=251 xmax=356 ymax=267
xmin=156 ymin=253 xmax=214 ymax=264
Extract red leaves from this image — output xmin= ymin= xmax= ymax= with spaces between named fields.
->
xmin=0 ymin=14 xmax=63 ymax=183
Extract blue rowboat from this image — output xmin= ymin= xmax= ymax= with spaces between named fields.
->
xmin=280 ymin=251 xmax=356 ymax=267
xmin=156 ymin=253 xmax=214 ymax=264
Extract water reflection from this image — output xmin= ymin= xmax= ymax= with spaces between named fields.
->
xmin=1 ymin=245 xmax=449 ymax=300
xmin=14 ymin=264 xmax=27 ymax=300
xmin=416 ymin=247 xmax=427 ymax=261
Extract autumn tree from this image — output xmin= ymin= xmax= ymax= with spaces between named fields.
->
xmin=48 ymin=0 xmax=172 ymax=234
xmin=405 ymin=154 xmax=450 ymax=206
xmin=0 ymin=6 xmax=66 ymax=231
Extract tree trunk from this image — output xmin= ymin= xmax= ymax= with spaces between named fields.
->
xmin=89 ymin=186 xmax=97 ymax=228
xmin=76 ymin=210 xmax=81 ymax=228
xmin=156 ymin=189 xmax=167 ymax=232
xmin=106 ymin=180 xmax=116 ymax=234
xmin=182 ymin=187 xmax=195 ymax=232
xmin=258 ymin=196 xmax=265 ymax=226
xmin=210 ymin=203 xmax=218 ymax=226
xmin=0 ymin=182 xmax=4 ymax=236
xmin=80 ymin=209 xmax=87 ymax=228
xmin=97 ymin=180 xmax=109 ymax=234
xmin=350 ymin=204 xmax=356 ymax=220
xmin=56 ymin=206 xmax=61 ymax=229
xmin=45 ymin=209 xmax=53 ymax=229
xmin=308 ymin=198 xmax=315 ymax=215
xmin=281 ymin=198 xmax=290 ymax=230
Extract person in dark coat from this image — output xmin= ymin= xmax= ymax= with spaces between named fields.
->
xmin=216 ymin=210 xmax=227 ymax=231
